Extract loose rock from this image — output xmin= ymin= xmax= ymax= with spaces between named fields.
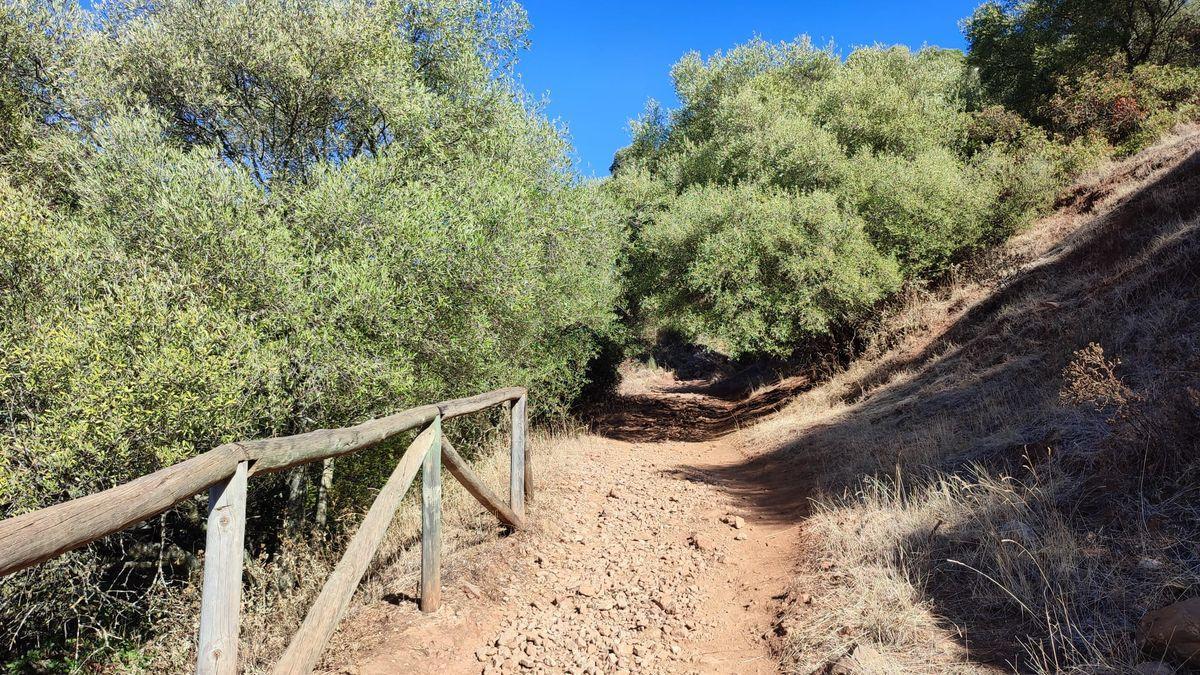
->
xmin=1138 ymin=597 xmax=1200 ymax=664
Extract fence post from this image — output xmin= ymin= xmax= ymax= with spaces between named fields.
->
xmin=509 ymin=395 xmax=527 ymax=518
xmin=197 ymin=460 xmax=249 ymax=675
xmin=420 ymin=415 xmax=443 ymax=613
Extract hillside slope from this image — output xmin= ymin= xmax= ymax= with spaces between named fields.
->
xmin=736 ymin=125 xmax=1200 ymax=673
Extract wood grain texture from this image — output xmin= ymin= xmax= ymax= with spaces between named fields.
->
xmin=0 ymin=388 xmax=525 ymax=579
xmin=440 ymin=438 xmax=524 ymax=530
xmin=247 ymin=387 xmax=525 ymax=475
xmin=315 ymin=458 xmax=334 ymax=529
xmin=515 ymin=395 xmax=531 ymax=502
xmin=510 ymin=395 xmax=527 ymax=518
xmin=272 ymin=422 xmax=441 ymax=675
xmin=420 ymin=416 xmax=442 ymax=613
xmin=196 ymin=461 xmax=249 ymax=675
xmin=0 ymin=445 xmax=246 ymax=578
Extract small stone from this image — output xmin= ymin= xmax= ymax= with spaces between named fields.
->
xmin=734 ymin=532 xmax=748 ymax=541
xmin=732 ymin=516 xmax=746 ymax=529
xmin=577 ymin=584 xmax=598 ymax=597
xmin=654 ymin=595 xmax=677 ymax=615
xmin=690 ymin=533 xmax=716 ymax=552
xmin=518 ymin=657 xmax=535 ymax=669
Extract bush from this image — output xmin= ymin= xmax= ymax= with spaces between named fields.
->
xmin=1048 ymin=62 xmax=1200 ymax=154
xmin=850 ymin=148 xmax=995 ymax=277
xmin=611 ymin=38 xmax=1064 ymax=355
xmin=639 ymin=186 xmax=900 ymax=357
xmin=814 ymin=46 xmax=970 ymax=158
xmin=694 ymin=85 xmax=850 ymax=193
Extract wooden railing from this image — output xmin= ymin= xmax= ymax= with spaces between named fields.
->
xmin=0 ymin=387 xmax=531 ymax=674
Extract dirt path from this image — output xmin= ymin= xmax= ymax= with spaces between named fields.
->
xmin=326 ymin=367 xmax=808 ymax=674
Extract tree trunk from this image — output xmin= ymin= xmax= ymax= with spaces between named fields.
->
xmin=315 ymin=458 xmax=334 ymax=530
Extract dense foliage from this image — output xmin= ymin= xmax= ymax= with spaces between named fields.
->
xmin=965 ymin=0 xmax=1200 ymax=143
xmin=608 ymin=40 xmax=1068 ymax=356
xmin=0 ymin=0 xmax=622 ymax=665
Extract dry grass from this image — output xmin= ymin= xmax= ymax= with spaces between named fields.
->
xmin=133 ymin=427 xmax=582 ymax=673
xmin=752 ymin=126 xmax=1200 ymax=673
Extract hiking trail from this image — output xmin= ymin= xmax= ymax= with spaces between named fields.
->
xmin=326 ymin=365 xmax=812 ymax=674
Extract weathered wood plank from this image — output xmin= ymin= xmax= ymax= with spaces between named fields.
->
xmin=420 ymin=416 xmax=443 ymax=613
xmin=440 ymin=438 xmax=524 ymax=530
xmin=248 ymin=387 xmax=525 ymax=475
xmin=0 ymin=388 xmax=524 ymax=579
xmin=272 ymin=422 xmax=441 ymax=675
xmin=515 ymin=394 xmax=531 ymax=502
xmin=196 ymin=461 xmax=249 ymax=675
xmin=0 ymin=446 xmax=246 ymax=578
xmin=509 ymin=396 xmax=526 ymax=519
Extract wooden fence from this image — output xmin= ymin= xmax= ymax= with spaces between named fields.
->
xmin=0 ymin=387 xmax=531 ymax=674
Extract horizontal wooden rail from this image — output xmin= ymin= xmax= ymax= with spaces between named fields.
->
xmin=0 ymin=387 xmax=524 ymax=578
xmin=0 ymin=386 xmax=529 ymax=673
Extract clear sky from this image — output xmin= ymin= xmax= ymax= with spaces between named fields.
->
xmin=515 ymin=0 xmax=982 ymax=176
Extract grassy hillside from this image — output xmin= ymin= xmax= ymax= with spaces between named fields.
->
xmin=738 ymin=126 xmax=1200 ymax=673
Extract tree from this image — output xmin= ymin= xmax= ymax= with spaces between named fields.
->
xmin=88 ymin=0 xmax=531 ymax=183
xmin=964 ymin=0 xmax=1199 ymax=120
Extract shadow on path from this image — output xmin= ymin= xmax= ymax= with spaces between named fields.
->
xmin=586 ymin=369 xmax=812 ymax=443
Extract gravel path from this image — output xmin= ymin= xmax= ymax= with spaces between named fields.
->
xmin=329 ymin=370 xmax=806 ymax=675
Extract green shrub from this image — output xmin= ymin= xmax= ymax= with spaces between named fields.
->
xmin=849 ymin=148 xmax=995 ymax=277
xmin=610 ymin=38 xmax=1066 ymax=354
xmin=639 ymin=186 xmax=900 ymax=357
xmin=815 ymin=46 xmax=970 ymax=158
xmin=694 ymin=84 xmax=850 ymax=193
xmin=971 ymin=145 xmax=1061 ymax=238
xmin=966 ymin=105 xmax=1049 ymax=154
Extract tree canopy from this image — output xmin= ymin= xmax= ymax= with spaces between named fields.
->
xmin=964 ymin=0 xmax=1199 ymax=120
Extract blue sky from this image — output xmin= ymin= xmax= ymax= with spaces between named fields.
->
xmin=515 ymin=1 xmax=982 ymax=176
